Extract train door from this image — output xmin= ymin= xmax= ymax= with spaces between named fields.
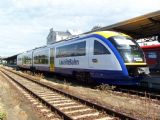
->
xmin=50 ymin=47 xmax=55 ymax=72
xmin=89 ymin=39 xmax=113 ymax=70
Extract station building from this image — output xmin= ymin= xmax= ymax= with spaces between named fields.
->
xmin=47 ymin=28 xmax=81 ymax=44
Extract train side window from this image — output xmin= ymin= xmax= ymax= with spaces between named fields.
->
xmin=18 ymin=58 xmax=21 ymax=61
xmin=94 ymin=40 xmax=110 ymax=55
xmin=56 ymin=41 xmax=86 ymax=58
xmin=148 ymin=52 xmax=157 ymax=59
xmin=34 ymin=50 xmax=49 ymax=64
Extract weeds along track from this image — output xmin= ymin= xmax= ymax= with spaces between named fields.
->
xmin=114 ymin=87 xmax=160 ymax=102
xmin=0 ymin=68 xmax=137 ymax=120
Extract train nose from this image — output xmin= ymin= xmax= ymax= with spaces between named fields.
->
xmin=127 ymin=66 xmax=150 ymax=77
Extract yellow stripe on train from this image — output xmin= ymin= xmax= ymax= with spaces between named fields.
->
xmin=125 ymin=63 xmax=147 ymax=66
xmin=94 ymin=31 xmax=131 ymax=38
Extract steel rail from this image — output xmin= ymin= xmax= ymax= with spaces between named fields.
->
xmin=115 ymin=87 xmax=160 ymax=101
xmin=1 ymin=70 xmax=73 ymax=120
xmin=1 ymin=68 xmax=138 ymax=120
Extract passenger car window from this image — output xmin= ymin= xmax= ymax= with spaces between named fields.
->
xmin=148 ymin=52 xmax=157 ymax=59
xmin=34 ymin=50 xmax=49 ymax=64
xmin=56 ymin=41 xmax=86 ymax=58
xmin=94 ymin=40 xmax=110 ymax=55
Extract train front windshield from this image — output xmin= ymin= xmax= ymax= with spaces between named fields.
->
xmin=109 ymin=36 xmax=145 ymax=63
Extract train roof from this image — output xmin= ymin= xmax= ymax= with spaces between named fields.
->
xmin=93 ymin=31 xmax=131 ymax=38
xmin=16 ymin=31 xmax=135 ymax=57
xmin=141 ymin=44 xmax=160 ymax=50
xmin=47 ymin=31 xmax=131 ymax=46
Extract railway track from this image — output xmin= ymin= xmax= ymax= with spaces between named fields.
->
xmin=0 ymin=67 xmax=137 ymax=120
xmin=115 ymin=87 xmax=160 ymax=102
xmin=40 ymin=72 xmax=160 ymax=103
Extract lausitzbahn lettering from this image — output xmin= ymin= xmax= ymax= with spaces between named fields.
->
xmin=59 ymin=59 xmax=79 ymax=65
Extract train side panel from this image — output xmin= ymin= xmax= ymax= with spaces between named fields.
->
xmin=53 ymin=36 xmax=131 ymax=85
xmin=17 ymin=54 xmax=23 ymax=67
xmin=33 ymin=47 xmax=50 ymax=71
xmin=17 ymin=51 xmax=33 ymax=69
xmin=17 ymin=31 xmax=149 ymax=85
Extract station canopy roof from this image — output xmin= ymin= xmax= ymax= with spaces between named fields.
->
xmin=3 ymin=54 xmax=18 ymax=60
xmin=86 ymin=10 xmax=160 ymax=39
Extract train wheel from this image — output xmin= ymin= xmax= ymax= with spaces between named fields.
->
xmin=16 ymin=66 xmax=20 ymax=71
xmin=85 ymin=72 xmax=94 ymax=84
xmin=30 ymin=67 xmax=36 ymax=75
xmin=73 ymin=71 xmax=94 ymax=84
xmin=73 ymin=71 xmax=84 ymax=82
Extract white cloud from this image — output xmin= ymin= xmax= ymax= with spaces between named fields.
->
xmin=0 ymin=0 xmax=160 ymax=57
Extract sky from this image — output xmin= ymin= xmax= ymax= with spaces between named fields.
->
xmin=0 ymin=0 xmax=160 ymax=57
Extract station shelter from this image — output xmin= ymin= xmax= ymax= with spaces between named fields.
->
xmin=3 ymin=54 xmax=18 ymax=68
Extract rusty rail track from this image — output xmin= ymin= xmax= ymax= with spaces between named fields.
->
xmin=115 ymin=87 xmax=160 ymax=101
xmin=1 ymin=67 xmax=137 ymax=120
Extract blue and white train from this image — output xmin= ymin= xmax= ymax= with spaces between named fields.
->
xmin=17 ymin=31 xmax=149 ymax=85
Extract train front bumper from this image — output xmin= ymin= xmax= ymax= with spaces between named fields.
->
xmin=137 ymin=67 xmax=150 ymax=75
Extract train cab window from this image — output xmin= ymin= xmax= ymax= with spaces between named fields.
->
xmin=148 ymin=52 xmax=157 ymax=59
xmin=94 ymin=40 xmax=110 ymax=55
